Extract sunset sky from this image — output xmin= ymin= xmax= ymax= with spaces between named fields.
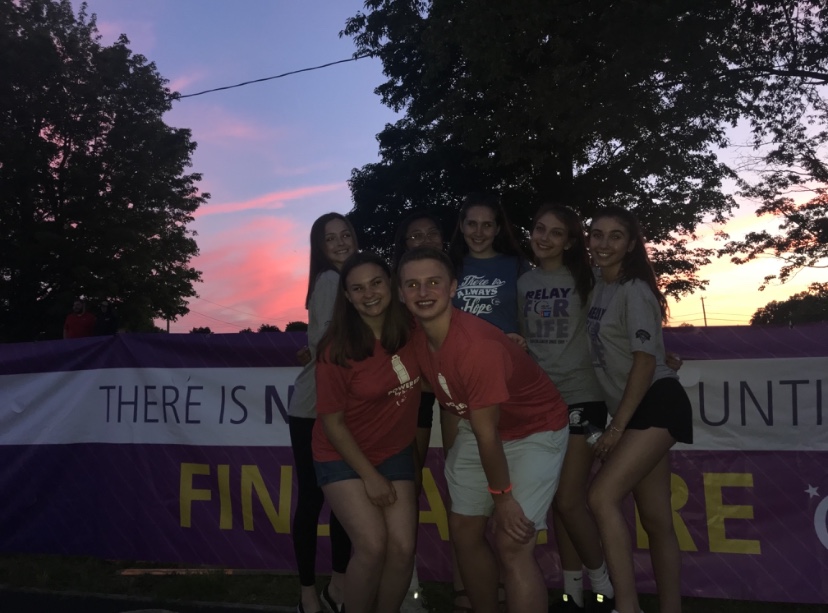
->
xmin=79 ymin=0 xmax=823 ymax=332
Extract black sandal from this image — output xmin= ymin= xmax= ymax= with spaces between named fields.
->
xmin=453 ymin=589 xmax=474 ymax=613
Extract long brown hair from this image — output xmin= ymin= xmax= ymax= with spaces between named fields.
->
xmin=531 ymin=203 xmax=594 ymax=305
xmin=305 ymin=213 xmax=358 ymax=308
xmin=447 ymin=193 xmax=527 ymax=271
xmin=317 ymin=252 xmax=412 ymax=367
xmin=590 ymin=206 xmax=669 ymax=320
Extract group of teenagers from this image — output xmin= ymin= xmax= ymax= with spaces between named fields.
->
xmin=286 ymin=193 xmax=693 ymax=613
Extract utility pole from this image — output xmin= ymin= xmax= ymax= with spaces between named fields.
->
xmin=701 ymin=296 xmax=708 ymax=327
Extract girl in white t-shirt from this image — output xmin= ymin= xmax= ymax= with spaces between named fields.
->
xmin=585 ymin=207 xmax=692 ymax=613
xmin=288 ymin=212 xmax=357 ymax=613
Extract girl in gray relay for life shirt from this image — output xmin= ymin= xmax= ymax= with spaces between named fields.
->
xmin=518 ymin=204 xmax=615 ymax=612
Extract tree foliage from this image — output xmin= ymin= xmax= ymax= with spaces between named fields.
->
xmin=0 ymin=0 xmax=207 ymax=342
xmin=717 ymin=2 xmax=828 ymax=288
xmin=189 ymin=326 xmax=212 ymax=334
xmin=285 ymin=321 xmax=308 ymax=332
xmin=750 ymin=282 xmax=828 ymax=325
xmin=342 ymin=1 xmax=828 ymax=296
xmin=257 ymin=323 xmax=282 ymax=333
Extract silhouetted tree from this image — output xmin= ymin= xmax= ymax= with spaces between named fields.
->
xmin=0 ymin=0 xmax=206 ymax=341
xmin=343 ymin=1 xmax=828 ymax=297
xmin=258 ymin=323 xmax=282 ymax=333
xmin=750 ymin=283 xmax=828 ymax=325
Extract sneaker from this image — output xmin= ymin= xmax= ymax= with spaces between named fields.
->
xmin=586 ymin=592 xmax=615 ymax=613
xmin=320 ymin=584 xmax=343 ymax=613
xmin=400 ymin=587 xmax=429 ymax=613
xmin=549 ymin=593 xmax=585 ymax=612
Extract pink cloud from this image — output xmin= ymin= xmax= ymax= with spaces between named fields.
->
xmin=196 ymin=183 xmax=345 ymax=217
xmin=170 ymin=216 xmax=312 ymax=333
xmin=171 ymin=105 xmax=284 ymax=144
xmin=95 ymin=19 xmax=156 ymax=51
xmin=168 ymin=71 xmax=209 ymax=95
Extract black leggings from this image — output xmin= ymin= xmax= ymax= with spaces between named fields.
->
xmin=289 ymin=416 xmax=352 ymax=586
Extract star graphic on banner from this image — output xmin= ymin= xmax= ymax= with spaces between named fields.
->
xmin=806 ymin=485 xmax=820 ymax=498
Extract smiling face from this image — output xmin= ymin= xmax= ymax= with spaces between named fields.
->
xmin=405 ymin=217 xmax=443 ymax=251
xmin=399 ymin=257 xmax=456 ymax=324
xmin=323 ymin=218 xmax=356 ymax=270
xmin=460 ymin=205 xmax=499 ymax=258
xmin=531 ymin=212 xmax=571 ymax=269
xmin=344 ymin=262 xmax=392 ymax=328
xmin=588 ymin=216 xmax=635 ymax=281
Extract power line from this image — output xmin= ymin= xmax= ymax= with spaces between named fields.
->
xmin=186 ymin=308 xmax=248 ymax=330
xmin=175 ymin=54 xmax=372 ymax=100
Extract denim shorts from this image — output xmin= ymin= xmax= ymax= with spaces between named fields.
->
xmin=314 ymin=445 xmax=415 ymax=486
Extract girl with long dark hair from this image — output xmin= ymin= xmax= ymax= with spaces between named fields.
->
xmin=585 ymin=207 xmax=693 ymax=613
xmin=314 ymin=252 xmax=421 ymax=613
xmin=447 ymin=193 xmax=530 ymax=342
xmin=518 ymin=204 xmax=615 ymax=613
xmin=288 ymin=212 xmax=356 ymax=613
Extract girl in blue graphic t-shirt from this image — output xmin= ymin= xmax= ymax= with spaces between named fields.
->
xmin=447 ymin=193 xmax=531 ymax=341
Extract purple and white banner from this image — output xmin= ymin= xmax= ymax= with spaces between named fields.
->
xmin=1 ymin=327 xmax=827 ymax=604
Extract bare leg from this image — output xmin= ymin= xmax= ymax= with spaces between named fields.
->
xmin=588 ymin=428 xmax=675 ymax=613
xmin=495 ymin=528 xmax=546 ymax=613
xmin=450 ymin=512 xmax=499 ymax=613
xmin=554 ymin=434 xmax=605 ymax=569
xmin=375 ymin=480 xmax=418 ymax=613
xmin=634 ymin=455 xmax=682 ymax=613
xmin=323 ymin=480 xmax=389 ymax=613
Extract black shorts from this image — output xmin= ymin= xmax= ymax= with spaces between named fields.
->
xmin=567 ymin=401 xmax=609 ymax=435
xmin=626 ymin=377 xmax=693 ymax=444
xmin=418 ymin=391 xmax=436 ymax=429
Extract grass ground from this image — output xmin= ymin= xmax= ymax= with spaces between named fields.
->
xmin=0 ymin=554 xmax=823 ymax=612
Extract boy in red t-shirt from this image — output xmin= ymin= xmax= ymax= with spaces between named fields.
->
xmin=399 ymin=248 xmax=569 ymax=613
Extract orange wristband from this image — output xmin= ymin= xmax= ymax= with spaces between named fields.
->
xmin=487 ymin=483 xmax=513 ymax=495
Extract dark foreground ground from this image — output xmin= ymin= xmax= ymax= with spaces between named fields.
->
xmin=0 ymin=587 xmax=291 ymax=613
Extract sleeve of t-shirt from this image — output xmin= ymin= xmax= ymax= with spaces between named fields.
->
xmin=315 ymin=356 xmax=350 ymax=415
xmin=308 ymin=271 xmax=339 ymax=349
xmin=461 ymin=339 xmax=511 ymax=410
xmin=623 ymin=281 xmax=661 ymax=356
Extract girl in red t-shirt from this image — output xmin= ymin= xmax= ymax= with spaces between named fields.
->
xmin=313 ymin=252 xmax=421 ymax=613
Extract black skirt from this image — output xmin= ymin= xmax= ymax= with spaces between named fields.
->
xmin=626 ymin=376 xmax=693 ymax=444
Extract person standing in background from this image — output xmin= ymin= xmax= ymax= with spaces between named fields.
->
xmin=94 ymin=301 xmax=119 ymax=335
xmin=63 ymin=298 xmax=96 ymax=339
xmin=288 ymin=212 xmax=357 ymax=613
xmin=447 ymin=192 xmax=530 ymax=344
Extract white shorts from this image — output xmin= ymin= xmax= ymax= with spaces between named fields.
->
xmin=445 ymin=420 xmax=568 ymax=529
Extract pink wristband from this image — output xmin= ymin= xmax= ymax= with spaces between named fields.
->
xmin=487 ymin=483 xmax=513 ymax=495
